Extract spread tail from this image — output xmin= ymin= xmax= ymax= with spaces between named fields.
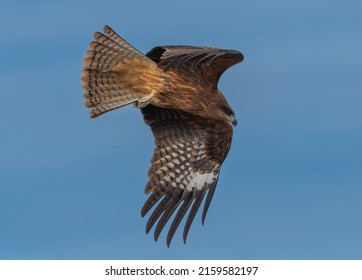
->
xmin=81 ymin=25 xmax=163 ymax=118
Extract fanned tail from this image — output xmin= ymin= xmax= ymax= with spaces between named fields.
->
xmin=81 ymin=25 xmax=162 ymax=118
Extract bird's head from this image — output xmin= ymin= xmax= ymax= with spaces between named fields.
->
xmin=210 ymin=92 xmax=237 ymax=127
xmin=218 ymin=103 xmax=237 ymax=127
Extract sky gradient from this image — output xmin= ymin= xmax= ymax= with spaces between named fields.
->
xmin=1 ymin=0 xmax=361 ymax=259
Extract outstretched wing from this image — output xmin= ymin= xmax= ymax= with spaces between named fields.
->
xmin=141 ymin=105 xmax=233 ymax=246
xmin=146 ymin=45 xmax=243 ymax=89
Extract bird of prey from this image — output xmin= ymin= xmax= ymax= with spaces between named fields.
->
xmin=81 ymin=25 xmax=243 ymax=246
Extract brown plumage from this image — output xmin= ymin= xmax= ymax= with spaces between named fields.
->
xmin=81 ymin=25 xmax=243 ymax=246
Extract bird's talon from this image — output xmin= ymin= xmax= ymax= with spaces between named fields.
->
xmin=133 ymin=91 xmax=156 ymax=108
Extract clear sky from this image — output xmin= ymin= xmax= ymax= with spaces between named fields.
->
xmin=1 ymin=0 xmax=361 ymax=259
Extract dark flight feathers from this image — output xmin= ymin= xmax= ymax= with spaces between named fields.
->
xmin=140 ymin=105 xmax=231 ymax=246
xmin=147 ymin=46 xmax=243 ymax=88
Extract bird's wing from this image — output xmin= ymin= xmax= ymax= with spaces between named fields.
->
xmin=141 ymin=105 xmax=233 ymax=246
xmin=146 ymin=45 xmax=243 ymax=89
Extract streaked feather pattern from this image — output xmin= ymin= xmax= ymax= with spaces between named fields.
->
xmin=82 ymin=25 xmax=159 ymax=118
xmin=141 ymin=105 xmax=231 ymax=246
xmin=146 ymin=45 xmax=243 ymax=87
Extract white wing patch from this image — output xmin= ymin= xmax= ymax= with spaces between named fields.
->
xmin=186 ymin=165 xmax=219 ymax=192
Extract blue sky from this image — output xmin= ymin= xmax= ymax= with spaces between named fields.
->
xmin=1 ymin=0 xmax=361 ymax=259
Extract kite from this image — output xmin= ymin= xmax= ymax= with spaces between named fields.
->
xmin=81 ymin=25 xmax=244 ymax=246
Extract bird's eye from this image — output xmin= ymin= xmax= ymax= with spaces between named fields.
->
xmin=220 ymin=105 xmax=234 ymax=116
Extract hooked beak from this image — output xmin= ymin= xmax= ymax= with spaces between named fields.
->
xmin=228 ymin=115 xmax=238 ymax=127
xmin=232 ymin=118 xmax=238 ymax=127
